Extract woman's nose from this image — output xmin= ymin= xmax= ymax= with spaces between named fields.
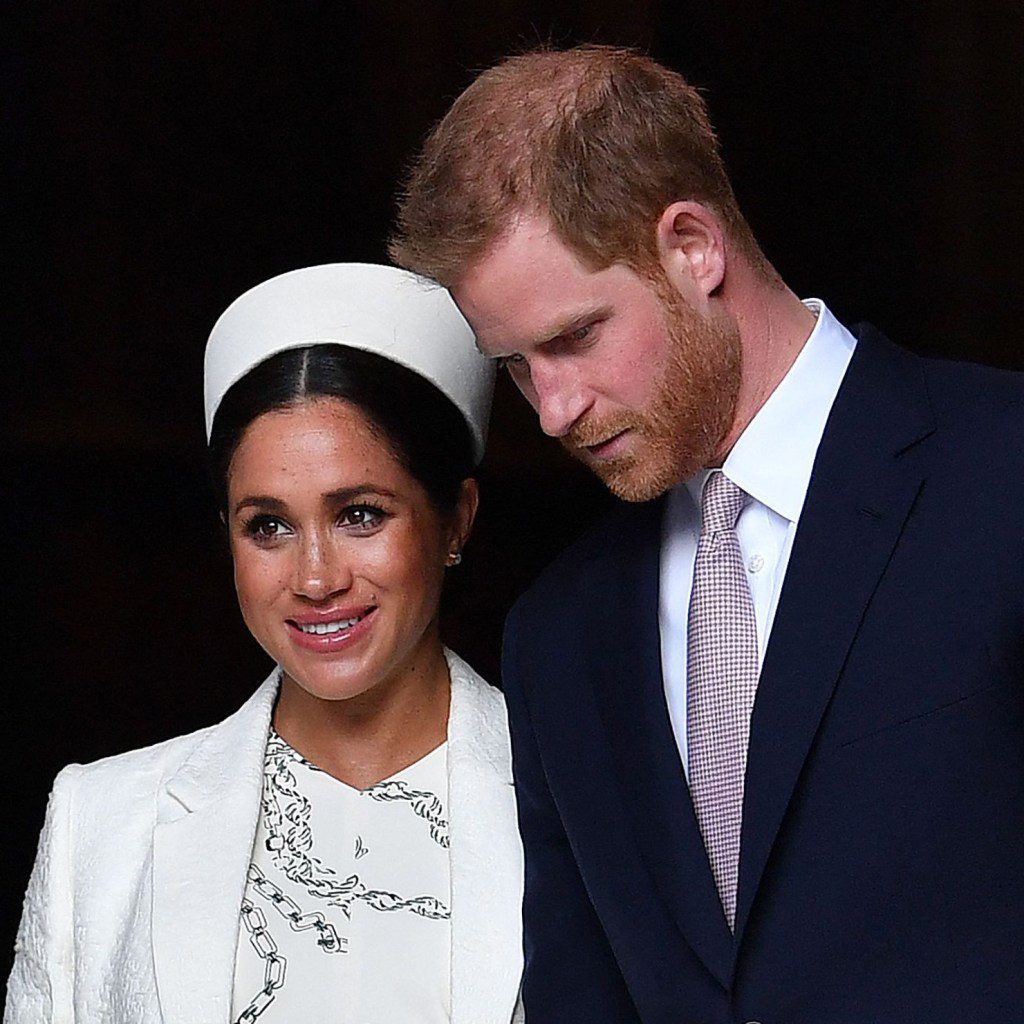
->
xmin=292 ymin=533 xmax=352 ymax=601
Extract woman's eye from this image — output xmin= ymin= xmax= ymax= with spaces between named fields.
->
xmin=340 ymin=505 xmax=386 ymax=530
xmin=244 ymin=516 xmax=290 ymax=541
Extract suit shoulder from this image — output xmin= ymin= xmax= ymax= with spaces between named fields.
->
xmin=918 ymin=352 xmax=1024 ymax=454
xmin=852 ymin=327 xmax=1024 ymax=458
xmin=509 ymin=498 xmax=660 ymax=627
xmin=921 ymin=352 xmax=1024 ymax=409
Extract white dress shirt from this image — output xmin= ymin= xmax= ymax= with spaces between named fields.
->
xmin=659 ymin=299 xmax=857 ymax=777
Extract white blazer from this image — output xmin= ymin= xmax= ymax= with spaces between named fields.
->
xmin=5 ymin=651 xmax=523 ymax=1024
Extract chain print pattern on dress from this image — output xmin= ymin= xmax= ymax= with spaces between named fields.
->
xmin=233 ymin=732 xmax=452 ymax=1020
xmin=362 ymin=779 xmax=449 ymax=848
xmin=233 ymin=864 xmax=348 ymax=1023
xmin=261 ymin=732 xmax=451 ymax=921
xmin=249 ymin=863 xmax=347 ymax=951
xmin=234 ymin=894 xmax=286 ymax=1023
xmin=275 ymin=731 xmax=451 ymax=850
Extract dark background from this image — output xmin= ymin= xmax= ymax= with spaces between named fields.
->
xmin=4 ymin=0 xmax=1021 ymax=980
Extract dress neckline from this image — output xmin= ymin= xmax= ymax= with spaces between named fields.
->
xmin=266 ymin=726 xmax=448 ymax=794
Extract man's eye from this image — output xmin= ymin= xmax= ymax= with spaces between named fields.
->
xmin=569 ymin=324 xmax=592 ymax=342
xmin=496 ymin=353 xmax=528 ymax=373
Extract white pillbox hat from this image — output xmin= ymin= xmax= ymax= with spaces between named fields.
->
xmin=203 ymin=263 xmax=495 ymax=462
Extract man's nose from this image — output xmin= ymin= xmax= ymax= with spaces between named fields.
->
xmin=529 ymin=360 xmax=589 ymax=438
xmin=292 ymin=532 xmax=352 ymax=601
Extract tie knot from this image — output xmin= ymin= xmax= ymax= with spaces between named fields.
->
xmin=699 ymin=471 xmax=748 ymax=535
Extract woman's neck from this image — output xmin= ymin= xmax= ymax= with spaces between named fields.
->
xmin=271 ymin=641 xmax=451 ymax=790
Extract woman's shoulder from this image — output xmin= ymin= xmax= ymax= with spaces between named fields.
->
xmin=56 ymin=723 xmax=216 ymax=800
xmin=446 ymin=648 xmax=506 ymax=710
xmin=51 ymin=672 xmax=279 ymax=829
xmin=445 ymin=648 xmax=512 ymax=778
xmin=47 ymin=720 xmax=219 ymax=839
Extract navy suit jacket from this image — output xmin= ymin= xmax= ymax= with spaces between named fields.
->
xmin=502 ymin=325 xmax=1024 ymax=1024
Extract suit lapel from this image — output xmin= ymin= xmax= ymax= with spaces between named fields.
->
xmin=735 ymin=328 xmax=935 ymax=941
xmin=446 ymin=652 xmax=524 ymax=1024
xmin=151 ymin=674 xmax=277 ymax=1024
xmin=590 ymin=499 xmax=736 ymax=990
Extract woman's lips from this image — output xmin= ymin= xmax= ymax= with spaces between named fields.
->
xmin=286 ymin=606 xmax=377 ymax=653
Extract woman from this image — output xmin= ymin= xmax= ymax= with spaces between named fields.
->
xmin=5 ymin=264 xmax=523 ymax=1024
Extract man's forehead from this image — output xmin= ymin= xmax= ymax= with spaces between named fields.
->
xmin=452 ymin=216 xmax=603 ymax=350
xmin=467 ymin=209 xmax=595 ymax=276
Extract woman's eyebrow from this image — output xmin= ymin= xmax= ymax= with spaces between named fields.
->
xmin=322 ymin=485 xmax=398 ymax=504
xmin=233 ymin=494 xmax=288 ymax=515
xmin=233 ymin=486 xmax=398 ymax=516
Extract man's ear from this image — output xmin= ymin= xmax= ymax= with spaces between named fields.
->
xmin=654 ymin=201 xmax=727 ymax=301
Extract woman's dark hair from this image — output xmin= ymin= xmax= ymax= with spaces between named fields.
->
xmin=209 ymin=344 xmax=475 ymax=518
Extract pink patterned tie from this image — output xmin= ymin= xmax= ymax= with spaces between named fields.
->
xmin=686 ymin=471 xmax=759 ymax=929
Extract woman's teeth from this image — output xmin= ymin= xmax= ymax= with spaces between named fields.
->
xmin=297 ymin=616 xmax=362 ymax=635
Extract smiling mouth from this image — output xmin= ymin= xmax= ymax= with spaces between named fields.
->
xmin=294 ymin=614 xmax=366 ymax=635
xmin=286 ymin=606 xmax=377 ymax=640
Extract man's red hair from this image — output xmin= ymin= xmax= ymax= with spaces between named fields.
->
xmin=390 ymin=45 xmax=772 ymax=285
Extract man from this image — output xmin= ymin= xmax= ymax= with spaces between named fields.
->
xmin=390 ymin=46 xmax=1024 ymax=1024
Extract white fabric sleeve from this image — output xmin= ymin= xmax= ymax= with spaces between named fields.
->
xmin=4 ymin=765 xmax=80 ymax=1024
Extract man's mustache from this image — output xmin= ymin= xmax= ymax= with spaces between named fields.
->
xmin=561 ymin=414 xmax=637 ymax=453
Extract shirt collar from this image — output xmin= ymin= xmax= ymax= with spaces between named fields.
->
xmin=684 ymin=299 xmax=856 ymax=524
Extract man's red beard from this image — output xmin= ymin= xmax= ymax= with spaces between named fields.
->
xmin=562 ymin=280 xmax=742 ymax=502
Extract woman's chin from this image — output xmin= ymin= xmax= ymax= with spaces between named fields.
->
xmin=279 ymin=662 xmax=380 ymax=704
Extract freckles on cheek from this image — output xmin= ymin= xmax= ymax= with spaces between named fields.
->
xmin=233 ymin=552 xmax=287 ymax=605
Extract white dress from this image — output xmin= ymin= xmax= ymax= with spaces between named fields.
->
xmin=5 ymin=653 xmax=522 ymax=1024
xmin=230 ymin=728 xmax=452 ymax=1024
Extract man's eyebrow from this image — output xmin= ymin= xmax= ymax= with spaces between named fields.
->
xmin=531 ymin=304 xmax=612 ymax=347
xmin=232 ymin=486 xmax=397 ymax=516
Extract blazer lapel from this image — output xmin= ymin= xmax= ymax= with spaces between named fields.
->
xmin=151 ymin=673 xmax=278 ymax=1024
xmin=446 ymin=651 xmax=524 ymax=1024
xmin=589 ymin=499 xmax=736 ymax=991
xmin=735 ymin=328 xmax=935 ymax=942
